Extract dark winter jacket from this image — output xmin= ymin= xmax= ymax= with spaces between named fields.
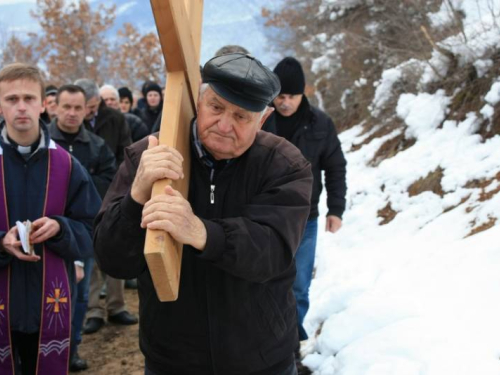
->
xmin=125 ymin=112 xmax=149 ymax=142
xmin=48 ymin=122 xmax=116 ymax=199
xmin=140 ymin=103 xmax=162 ymax=133
xmin=265 ymin=98 xmax=347 ymax=219
xmin=0 ymin=121 xmax=101 ymax=334
xmin=93 ymin=124 xmax=313 ymax=375
xmin=84 ymin=102 xmax=132 ymax=166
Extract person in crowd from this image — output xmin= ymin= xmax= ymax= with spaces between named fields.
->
xmin=100 ymin=84 xmax=148 ymax=143
xmin=265 ymin=56 xmax=347 ymax=374
xmin=73 ymin=78 xmax=137 ymax=335
xmin=40 ymin=84 xmax=58 ymax=124
xmin=139 ymin=81 xmax=163 ymax=133
xmin=214 ymin=44 xmax=250 ymax=56
xmin=74 ymin=78 xmax=131 ymax=166
xmin=0 ymin=63 xmax=100 ymax=375
xmin=47 ymin=84 xmax=117 ymax=372
xmin=118 ymin=86 xmax=142 ymax=118
xmin=93 ymin=53 xmax=313 ymax=375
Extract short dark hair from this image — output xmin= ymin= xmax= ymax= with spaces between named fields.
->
xmin=0 ymin=63 xmax=45 ymax=99
xmin=214 ymin=45 xmax=250 ymax=57
xmin=56 ymin=84 xmax=87 ymax=104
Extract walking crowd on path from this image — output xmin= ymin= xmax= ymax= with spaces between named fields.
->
xmin=0 ymin=45 xmax=346 ymax=375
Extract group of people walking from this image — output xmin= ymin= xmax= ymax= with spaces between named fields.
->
xmin=0 ymin=46 xmax=346 ymax=375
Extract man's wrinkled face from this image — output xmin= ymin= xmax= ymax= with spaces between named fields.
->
xmin=44 ymin=94 xmax=58 ymax=119
xmin=196 ymin=87 xmax=272 ymax=160
xmin=56 ymin=91 xmax=86 ymax=133
xmin=0 ymin=79 xmax=44 ymax=139
xmin=85 ymin=96 xmax=100 ymax=121
xmin=146 ymin=91 xmax=161 ymax=108
xmin=273 ymin=93 xmax=303 ymax=117
xmin=100 ymin=88 xmax=119 ymax=110
xmin=119 ymin=97 xmax=131 ymax=113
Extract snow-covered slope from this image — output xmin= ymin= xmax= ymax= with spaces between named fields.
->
xmin=304 ymin=1 xmax=500 ymax=374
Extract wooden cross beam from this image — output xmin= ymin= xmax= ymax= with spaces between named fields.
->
xmin=145 ymin=0 xmax=203 ymax=302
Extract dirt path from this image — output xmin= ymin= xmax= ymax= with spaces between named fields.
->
xmin=78 ymin=289 xmax=144 ymax=374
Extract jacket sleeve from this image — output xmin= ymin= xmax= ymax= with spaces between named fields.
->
xmin=321 ymin=117 xmax=347 ymax=218
xmin=0 ymin=232 xmax=13 ymax=268
xmin=129 ymin=115 xmax=149 ymax=142
xmin=93 ymin=139 xmax=149 ymax=279
xmin=46 ymin=160 xmax=102 ymax=262
xmin=92 ymin=143 xmax=117 ymax=199
xmin=198 ymin=148 xmax=313 ymax=283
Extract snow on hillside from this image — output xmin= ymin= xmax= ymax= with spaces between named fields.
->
xmin=305 ymin=1 xmax=500 ymax=374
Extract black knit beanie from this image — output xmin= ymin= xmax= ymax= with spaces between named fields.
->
xmin=273 ymin=57 xmax=305 ymax=95
xmin=143 ymin=82 xmax=162 ymax=98
xmin=118 ymin=87 xmax=133 ymax=103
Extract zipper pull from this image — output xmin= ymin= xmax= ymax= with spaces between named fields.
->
xmin=69 ymin=144 xmax=73 ymax=153
xmin=210 ymin=185 xmax=215 ymax=204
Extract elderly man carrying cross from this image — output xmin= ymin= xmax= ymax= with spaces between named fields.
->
xmin=94 ymin=54 xmax=313 ymax=375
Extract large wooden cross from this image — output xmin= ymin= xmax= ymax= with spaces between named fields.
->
xmin=144 ymin=0 xmax=203 ymax=302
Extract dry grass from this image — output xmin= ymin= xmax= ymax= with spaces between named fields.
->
xmin=377 ymin=202 xmax=398 ymax=225
xmin=370 ymin=131 xmax=416 ymax=167
xmin=465 ymin=172 xmax=500 ymax=201
xmin=467 ymin=216 xmax=497 ymax=237
xmin=408 ymin=167 xmax=445 ymax=197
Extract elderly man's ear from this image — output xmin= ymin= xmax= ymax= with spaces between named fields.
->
xmin=258 ymin=106 xmax=275 ymax=129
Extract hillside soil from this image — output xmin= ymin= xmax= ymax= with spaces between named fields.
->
xmin=79 ymin=289 xmax=144 ymax=375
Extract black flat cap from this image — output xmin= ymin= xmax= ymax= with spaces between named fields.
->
xmin=202 ymin=53 xmax=281 ymax=112
xmin=45 ymin=85 xmax=58 ymax=96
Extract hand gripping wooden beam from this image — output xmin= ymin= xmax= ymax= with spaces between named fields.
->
xmin=145 ymin=0 xmax=203 ymax=301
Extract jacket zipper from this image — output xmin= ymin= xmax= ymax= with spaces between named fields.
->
xmin=209 ymin=168 xmax=215 ymax=205
xmin=210 ymin=185 xmax=215 ymax=204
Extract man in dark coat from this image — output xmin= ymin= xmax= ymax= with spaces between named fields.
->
xmin=265 ymin=56 xmax=347 ymax=370
xmin=0 ymin=63 xmax=100 ymax=375
xmin=101 ymin=84 xmax=149 ymax=143
xmin=73 ymin=79 xmax=138 ymax=336
xmin=40 ymin=85 xmax=57 ymax=125
xmin=48 ymin=84 xmax=117 ymax=372
xmin=93 ymin=54 xmax=313 ymax=375
xmin=74 ymin=78 xmax=132 ymax=166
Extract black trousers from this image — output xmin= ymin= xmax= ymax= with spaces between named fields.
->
xmin=11 ymin=331 xmax=39 ymax=375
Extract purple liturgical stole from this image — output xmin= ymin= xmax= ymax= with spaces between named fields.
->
xmin=0 ymin=142 xmax=72 ymax=375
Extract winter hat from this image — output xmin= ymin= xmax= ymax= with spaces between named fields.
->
xmin=273 ymin=57 xmax=305 ymax=95
xmin=143 ymin=82 xmax=162 ymax=98
xmin=203 ymin=53 xmax=280 ymax=112
xmin=45 ymin=85 xmax=58 ymax=97
xmin=118 ymin=87 xmax=133 ymax=103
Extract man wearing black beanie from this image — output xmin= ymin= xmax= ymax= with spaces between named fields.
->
xmin=265 ymin=56 xmax=347 ymax=373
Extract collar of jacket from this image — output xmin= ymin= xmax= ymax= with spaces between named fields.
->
xmin=0 ymin=119 xmax=52 ymax=158
xmin=191 ymin=118 xmax=232 ymax=170
xmin=48 ymin=120 xmax=90 ymax=143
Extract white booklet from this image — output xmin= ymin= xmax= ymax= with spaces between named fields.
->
xmin=16 ymin=220 xmax=34 ymax=255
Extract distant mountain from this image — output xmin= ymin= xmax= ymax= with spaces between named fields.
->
xmin=0 ymin=0 xmax=284 ymax=66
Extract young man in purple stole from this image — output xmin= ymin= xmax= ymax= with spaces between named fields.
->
xmin=0 ymin=63 xmax=101 ymax=375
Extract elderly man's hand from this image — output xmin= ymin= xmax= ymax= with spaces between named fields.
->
xmin=131 ymin=136 xmax=185 ymax=205
xmin=141 ymin=185 xmax=207 ymax=250
xmin=325 ymin=215 xmax=342 ymax=233
xmin=1 ymin=226 xmax=40 ymax=262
